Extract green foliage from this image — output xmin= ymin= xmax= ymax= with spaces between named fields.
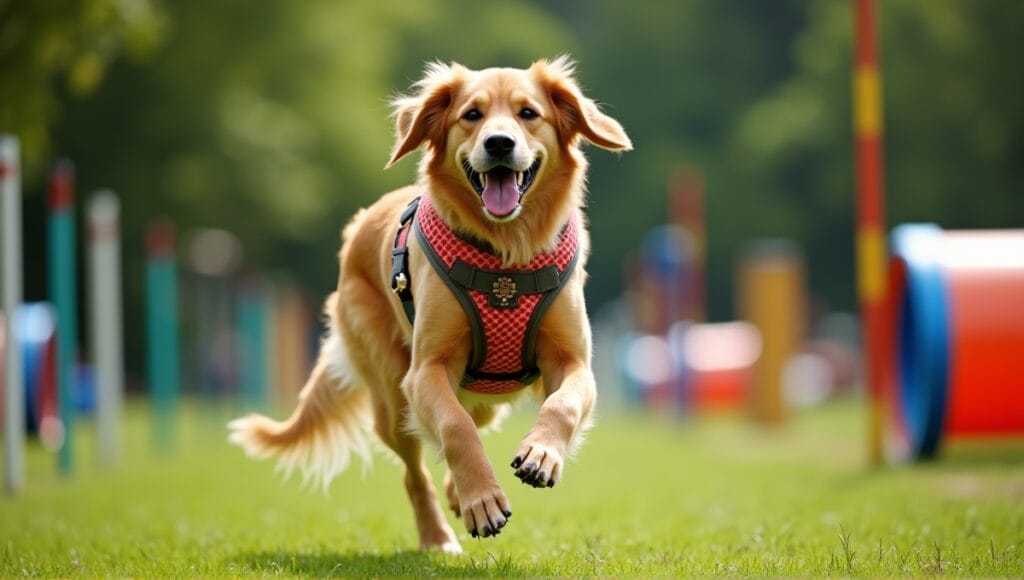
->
xmin=0 ymin=0 xmax=166 ymax=176
xmin=2 ymin=401 xmax=1022 ymax=575
xmin=725 ymin=0 xmax=1024 ymax=315
xmin=6 ymin=0 xmax=1023 ymax=345
xmin=53 ymin=0 xmax=571 ymax=288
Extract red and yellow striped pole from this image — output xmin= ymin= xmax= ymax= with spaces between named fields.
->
xmin=853 ymin=0 xmax=889 ymax=465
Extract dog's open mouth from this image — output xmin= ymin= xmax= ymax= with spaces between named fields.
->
xmin=463 ymin=157 xmax=542 ymax=219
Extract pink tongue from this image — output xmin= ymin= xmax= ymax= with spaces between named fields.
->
xmin=481 ymin=171 xmax=519 ymax=216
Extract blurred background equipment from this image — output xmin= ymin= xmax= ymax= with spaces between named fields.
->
xmin=47 ymin=159 xmax=78 ymax=475
xmin=679 ymin=321 xmax=761 ymax=413
xmin=16 ymin=303 xmax=61 ymax=451
xmin=886 ymin=225 xmax=1024 ymax=461
xmin=87 ymin=191 xmax=125 ymax=467
xmin=738 ymin=240 xmax=807 ymax=424
xmin=852 ymin=0 xmax=890 ymax=467
xmin=1 ymin=134 xmax=25 ymax=493
xmin=1 ymin=0 xmax=1022 ymax=495
xmin=145 ymin=218 xmax=181 ymax=450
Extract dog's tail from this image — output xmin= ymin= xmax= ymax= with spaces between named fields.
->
xmin=228 ymin=294 xmax=373 ymax=490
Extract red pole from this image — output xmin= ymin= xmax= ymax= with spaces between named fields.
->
xmin=669 ymin=165 xmax=706 ymax=322
xmin=853 ymin=0 xmax=889 ymax=465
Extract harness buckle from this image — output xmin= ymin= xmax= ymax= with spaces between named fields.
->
xmin=392 ymin=272 xmax=408 ymax=294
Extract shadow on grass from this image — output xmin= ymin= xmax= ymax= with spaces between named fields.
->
xmin=233 ymin=549 xmax=545 ymax=577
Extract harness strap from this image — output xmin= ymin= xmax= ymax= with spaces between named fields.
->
xmin=448 ymin=260 xmax=561 ymax=308
xmin=390 ymin=194 xmax=580 ymax=392
xmin=390 ymin=197 xmax=420 ymax=324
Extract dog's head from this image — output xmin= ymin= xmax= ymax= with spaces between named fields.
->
xmin=388 ymin=57 xmax=631 ymax=237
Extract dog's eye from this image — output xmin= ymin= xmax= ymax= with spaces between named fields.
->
xmin=519 ymin=107 xmax=539 ymax=120
xmin=463 ymin=108 xmax=483 ymax=122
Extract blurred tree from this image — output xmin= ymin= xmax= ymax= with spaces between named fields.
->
xmin=550 ymin=0 xmax=808 ymax=317
xmin=0 ymin=0 xmax=167 ymax=177
xmin=57 ymin=0 xmax=570 ymax=287
xmin=49 ymin=0 xmax=569 ymax=377
xmin=26 ymin=0 xmax=1024 ymax=383
xmin=553 ymin=0 xmax=1024 ymax=322
xmin=733 ymin=0 xmax=1024 ymax=318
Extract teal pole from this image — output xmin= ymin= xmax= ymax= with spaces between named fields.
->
xmin=145 ymin=219 xmax=180 ymax=449
xmin=237 ymin=285 xmax=268 ymax=410
xmin=47 ymin=160 xmax=76 ymax=476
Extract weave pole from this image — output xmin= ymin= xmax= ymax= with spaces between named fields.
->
xmin=237 ymin=284 xmax=268 ymax=410
xmin=146 ymin=219 xmax=181 ymax=449
xmin=853 ymin=0 xmax=890 ymax=465
xmin=87 ymin=191 xmax=125 ymax=466
xmin=48 ymin=160 xmax=77 ymax=476
xmin=1 ymin=135 xmax=24 ymax=493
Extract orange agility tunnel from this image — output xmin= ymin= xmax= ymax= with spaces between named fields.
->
xmin=887 ymin=224 xmax=1024 ymax=460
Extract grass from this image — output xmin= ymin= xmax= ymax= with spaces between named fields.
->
xmin=2 ymin=396 xmax=1023 ymax=576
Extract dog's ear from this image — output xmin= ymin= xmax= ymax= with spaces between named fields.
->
xmin=533 ymin=56 xmax=632 ymax=152
xmin=387 ymin=62 xmax=465 ymax=167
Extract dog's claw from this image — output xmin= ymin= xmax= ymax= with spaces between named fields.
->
xmin=516 ymin=461 xmax=539 ymax=480
xmin=511 ymin=456 xmax=524 ymax=469
xmin=513 ymin=441 xmax=564 ymax=488
xmin=503 ymin=509 xmax=512 ymax=518
xmin=460 ymin=489 xmax=511 ymax=540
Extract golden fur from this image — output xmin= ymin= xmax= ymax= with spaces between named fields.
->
xmin=229 ymin=57 xmax=631 ymax=554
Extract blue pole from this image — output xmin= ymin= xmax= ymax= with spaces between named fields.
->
xmin=146 ymin=219 xmax=180 ymax=449
xmin=47 ymin=160 xmax=76 ymax=476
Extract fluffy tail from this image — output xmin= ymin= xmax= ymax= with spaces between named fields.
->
xmin=228 ymin=326 xmax=373 ymax=491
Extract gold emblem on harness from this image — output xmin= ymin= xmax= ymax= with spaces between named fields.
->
xmin=492 ymin=276 xmax=518 ymax=306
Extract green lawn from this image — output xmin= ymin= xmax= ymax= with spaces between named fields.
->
xmin=2 ymin=397 xmax=1022 ymax=576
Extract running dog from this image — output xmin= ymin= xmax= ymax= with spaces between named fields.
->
xmin=229 ymin=57 xmax=631 ymax=553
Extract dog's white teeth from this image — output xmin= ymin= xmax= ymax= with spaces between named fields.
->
xmin=481 ymin=173 xmax=487 ymax=189
xmin=516 ymin=171 xmax=524 ymax=187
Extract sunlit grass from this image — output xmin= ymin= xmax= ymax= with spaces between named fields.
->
xmin=2 ymin=396 xmax=1022 ymax=576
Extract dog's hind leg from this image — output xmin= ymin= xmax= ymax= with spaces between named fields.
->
xmin=373 ymin=395 xmax=461 ymax=554
xmin=336 ymin=277 xmax=461 ymax=554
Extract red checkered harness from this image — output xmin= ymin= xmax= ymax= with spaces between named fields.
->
xmin=390 ymin=195 xmax=580 ymax=394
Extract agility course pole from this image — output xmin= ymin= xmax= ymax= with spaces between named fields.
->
xmin=853 ymin=0 xmax=890 ymax=466
xmin=669 ymin=165 xmax=706 ymax=322
xmin=146 ymin=219 xmax=181 ymax=449
xmin=48 ymin=160 xmax=78 ymax=476
xmin=738 ymin=241 xmax=807 ymax=425
xmin=87 ymin=191 xmax=125 ymax=466
xmin=237 ymin=284 xmax=269 ymax=410
xmin=272 ymin=284 xmax=314 ymax=408
xmin=1 ymin=135 xmax=25 ymax=493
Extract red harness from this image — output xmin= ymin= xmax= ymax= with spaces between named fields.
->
xmin=391 ymin=195 xmax=580 ymax=394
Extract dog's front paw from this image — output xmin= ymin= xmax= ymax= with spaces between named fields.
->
xmin=511 ymin=441 xmax=563 ymax=488
xmin=460 ymin=488 xmax=512 ymax=539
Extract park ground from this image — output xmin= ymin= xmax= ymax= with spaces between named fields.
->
xmin=2 ymin=396 xmax=1022 ymax=576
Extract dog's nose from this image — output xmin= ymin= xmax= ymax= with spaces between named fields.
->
xmin=484 ymin=134 xmax=515 ymax=158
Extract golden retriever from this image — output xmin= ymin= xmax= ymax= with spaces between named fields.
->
xmin=229 ymin=56 xmax=631 ymax=554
